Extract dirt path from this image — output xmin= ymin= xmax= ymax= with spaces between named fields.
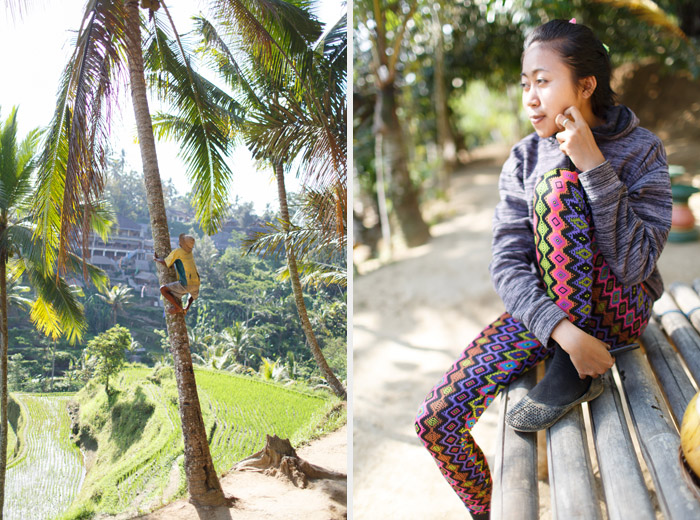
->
xmin=353 ymin=157 xmax=700 ymax=519
xmin=135 ymin=425 xmax=347 ymax=520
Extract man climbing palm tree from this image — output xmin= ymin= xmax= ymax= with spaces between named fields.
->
xmin=154 ymin=233 xmax=200 ymax=314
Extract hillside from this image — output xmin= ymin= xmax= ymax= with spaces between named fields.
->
xmin=50 ymin=366 xmax=344 ymax=519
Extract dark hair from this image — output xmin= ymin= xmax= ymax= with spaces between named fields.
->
xmin=524 ymin=20 xmax=615 ymax=119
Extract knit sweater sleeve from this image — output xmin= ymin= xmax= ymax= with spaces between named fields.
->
xmin=489 ymin=152 xmax=567 ymax=347
xmin=578 ymin=138 xmax=671 ymax=286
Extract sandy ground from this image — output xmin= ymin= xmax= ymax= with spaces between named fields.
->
xmin=353 ymin=155 xmax=700 ymax=520
xmin=135 ymin=425 xmax=347 ymax=520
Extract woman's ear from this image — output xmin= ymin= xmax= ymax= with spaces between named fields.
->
xmin=580 ymin=76 xmax=598 ymax=99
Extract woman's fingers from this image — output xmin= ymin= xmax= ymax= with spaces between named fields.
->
xmin=555 ymin=113 xmax=570 ymax=130
xmin=564 ymin=105 xmax=584 ymax=123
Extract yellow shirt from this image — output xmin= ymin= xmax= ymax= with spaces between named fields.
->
xmin=164 ymin=248 xmax=200 ymax=287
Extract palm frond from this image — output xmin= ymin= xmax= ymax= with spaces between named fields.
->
xmin=63 ymin=250 xmax=109 ymax=292
xmin=12 ymin=127 xmax=42 ymax=210
xmin=0 ymin=106 xmax=20 ymax=209
xmin=5 ymin=282 xmax=33 ymax=311
xmin=197 ymin=3 xmax=346 ymax=242
xmin=144 ymin=13 xmax=244 ymax=234
xmin=276 ymin=259 xmax=346 ymax=287
xmin=244 ymin=218 xmax=317 ymax=259
xmin=4 ymin=221 xmax=109 ymax=292
xmin=86 ymin=198 xmax=116 ymax=242
xmin=25 ymin=267 xmax=86 ymax=344
xmin=194 ymin=15 xmax=263 ymax=108
xmin=210 ymin=0 xmax=323 ymax=92
xmin=33 ymin=0 xmax=128 ymax=273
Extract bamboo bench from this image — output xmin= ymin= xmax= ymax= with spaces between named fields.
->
xmin=492 ymin=281 xmax=700 ymax=520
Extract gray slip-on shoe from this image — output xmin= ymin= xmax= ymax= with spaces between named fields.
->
xmin=505 ymin=377 xmax=604 ymax=432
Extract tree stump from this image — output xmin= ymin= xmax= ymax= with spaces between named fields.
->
xmin=234 ymin=435 xmax=346 ymax=489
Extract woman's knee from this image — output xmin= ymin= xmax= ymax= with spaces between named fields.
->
xmin=534 ymin=168 xmax=588 ymax=218
xmin=415 ymin=399 xmax=434 ymax=443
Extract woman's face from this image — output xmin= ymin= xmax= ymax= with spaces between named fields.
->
xmin=521 ymin=43 xmax=585 ymax=138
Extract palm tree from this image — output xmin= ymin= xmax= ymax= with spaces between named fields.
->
xmin=192 ymin=343 xmax=238 ymax=371
xmin=272 ymin=164 xmax=346 ymax=398
xmin=97 ymin=282 xmax=133 ymax=325
xmin=220 ymin=321 xmax=258 ymax=367
xmin=28 ymin=1 xmax=233 ymax=506
xmin=0 ymin=106 xmax=106 ymax=518
xmin=25 ymin=0 xmax=329 ymax=505
xmin=247 ymin=189 xmax=347 ymax=290
xmin=195 ymin=4 xmax=347 ymax=399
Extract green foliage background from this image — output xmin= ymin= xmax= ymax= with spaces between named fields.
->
xmin=354 ymin=0 xmax=699 ymax=231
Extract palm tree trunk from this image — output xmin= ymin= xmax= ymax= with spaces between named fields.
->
xmin=124 ymin=0 xmax=229 ymax=506
xmin=374 ymin=82 xmax=430 ymax=247
xmin=274 ymin=164 xmax=346 ymax=400
xmin=0 ymin=247 xmax=7 ymax=518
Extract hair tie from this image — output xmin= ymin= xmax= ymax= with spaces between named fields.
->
xmin=569 ymin=18 xmax=576 ymax=24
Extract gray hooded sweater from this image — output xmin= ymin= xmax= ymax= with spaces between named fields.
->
xmin=489 ymin=105 xmax=672 ymax=347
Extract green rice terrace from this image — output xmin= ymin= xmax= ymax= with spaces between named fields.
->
xmin=4 ymin=366 xmax=344 ymax=520
xmin=6 ymin=394 xmax=84 ymax=520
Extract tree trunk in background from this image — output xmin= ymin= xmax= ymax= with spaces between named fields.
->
xmin=374 ymin=133 xmax=392 ymax=253
xmin=433 ymin=6 xmax=457 ymax=191
xmin=51 ymin=343 xmax=56 ymax=391
xmin=274 ymin=164 xmax=347 ymax=400
xmin=374 ymin=83 xmax=430 ymax=248
xmin=0 ymin=246 xmax=8 ymax=519
xmin=124 ymin=0 xmax=229 ymax=506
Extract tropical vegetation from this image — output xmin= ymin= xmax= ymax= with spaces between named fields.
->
xmin=1 ymin=0 xmax=347 ymax=515
xmin=0 ymin=106 xmax=108 ymax=518
xmin=4 ymin=367 xmax=344 ymax=520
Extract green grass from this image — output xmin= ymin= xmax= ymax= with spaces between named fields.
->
xmin=59 ymin=366 xmax=345 ymax=519
xmin=5 ymin=394 xmax=84 ymax=520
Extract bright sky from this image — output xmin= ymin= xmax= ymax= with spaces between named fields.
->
xmin=0 ymin=0 xmax=345 ymax=213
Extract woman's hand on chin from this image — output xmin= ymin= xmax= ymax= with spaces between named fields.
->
xmin=555 ymin=106 xmax=606 ymax=172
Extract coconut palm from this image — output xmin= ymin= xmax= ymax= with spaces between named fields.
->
xmin=246 ymin=188 xmax=347 ymax=289
xmin=97 ymin=282 xmax=133 ymax=325
xmin=24 ymin=0 xmax=332 ymax=503
xmin=192 ymin=343 xmax=238 ymax=371
xmin=28 ymin=1 xmax=234 ymax=506
xmin=220 ymin=320 xmax=259 ymax=367
xmin=193 ymin=5 xmax=347 ymax=399
xmin=0 ymin=106 xmax=107 ymax=518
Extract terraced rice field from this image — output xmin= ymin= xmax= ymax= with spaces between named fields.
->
xmin=62 ymin=367 xmax=335 ymax=517
xmin=195 ymin=369 xmax=332 ymax=473
xmin=5 ymin=394 xmax=84 ymax=520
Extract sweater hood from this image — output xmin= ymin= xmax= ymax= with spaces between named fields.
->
xmin=591 ymin=105 xmax=639 ymax=141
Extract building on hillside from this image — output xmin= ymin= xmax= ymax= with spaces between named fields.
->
xmin=80 ymin=215 xmax=180 ymax=305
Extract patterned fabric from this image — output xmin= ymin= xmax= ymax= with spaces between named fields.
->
xmin=415 ymin=169 xmax=652 ymax=515
xmin=415 ymin=314 xmax=548 ymax=515
xmin=534 ymin=169 xmax=651 ymax=346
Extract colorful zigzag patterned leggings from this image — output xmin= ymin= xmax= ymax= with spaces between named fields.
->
xmin=414 ymin=169 xmax=652 ymax=516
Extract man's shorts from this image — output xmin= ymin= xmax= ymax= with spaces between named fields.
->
xmin=164 ymin=281 xmax=200 ymax=301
